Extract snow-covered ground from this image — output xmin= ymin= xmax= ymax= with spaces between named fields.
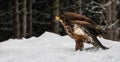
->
xmin=0 ymin=32 xmax=120 ymax=62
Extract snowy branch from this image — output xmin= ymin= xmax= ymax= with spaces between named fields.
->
xmin=90 ymin=1 xmax=106 ymax=10
xmin=90 ymin=1 xmax=102 ymax=6
xmin=85 ymin=8 xmax=102 ymax=14
xmin=107 ymin=20 xmax=119 ymax=29
xmin=85 ymin=1 xmax=106 ymax=13
xmin=0 ymin=11 xmax=12 ymax=16
xmin=118 ymin=27 xmax=120 ymax=30
xmin=0 ymin=28 xmax=13 ymax=31
xmin=103 ymin=1 xmax=112 ymax=7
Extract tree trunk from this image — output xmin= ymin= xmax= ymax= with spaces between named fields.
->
xmin=104 ymin=0 xmax=119 ymax=41
xmin=21 ymin=0 xmax=27 ymax=38
xmin=54 ymin=0 xmax=60 ymax=34
xmin=13 ymin=0 xmax=20 ymax=38
xmin=54 ymin=0 xmax=59 ymax=16
xmin=49 ymin=0 xmax=59 ymax=34
xmin=111 ymin=0 xmax=119 ymax=40
xmin=27 ymin=0 xmax=32 ymax=37
xmin=77 ymin=0 xmax=82 ymax=14
xmin=104 ymin=0 xmax=112 ymax=39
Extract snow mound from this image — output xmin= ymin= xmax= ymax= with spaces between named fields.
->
xmin=0 ymin=31 xmax=120 ymax=62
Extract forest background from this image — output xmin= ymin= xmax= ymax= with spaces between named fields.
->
xmin=0 ymin=0 xmax=120 ymax=42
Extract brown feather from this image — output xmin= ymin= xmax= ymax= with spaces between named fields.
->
xmin=72 ymin=20 xmax=103 ymax=36
xmin=58 ymin=12 xmax=109 ymax=51
xmin=61 ymin=12 xmax=96 ymax=24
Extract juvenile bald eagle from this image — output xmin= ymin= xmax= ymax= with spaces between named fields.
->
xmin=55 ymin=12 xmax=109 ymax=51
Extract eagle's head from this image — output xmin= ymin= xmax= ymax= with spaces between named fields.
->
xmin=55 ymin=15 xmax=73 ymax=27
xmin=55 ymin=16 xmax=64 ymax=23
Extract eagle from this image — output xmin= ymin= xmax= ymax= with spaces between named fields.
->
xmin=55 ymin=12 xmax=109 ymax=51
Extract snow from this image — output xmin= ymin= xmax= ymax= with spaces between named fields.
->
xmin=0 ymin=31 xmax=120 ymax=62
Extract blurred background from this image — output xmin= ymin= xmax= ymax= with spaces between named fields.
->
xmin=0 ymin=0 xmax=120 ymax=42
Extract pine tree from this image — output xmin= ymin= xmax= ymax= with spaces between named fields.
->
xmin=13 ymin=0 xmax=20 ymax=38
xmin=27 ymin=0 xmax=32 ymax=37
xmin=21 ymin=0 xmax=27 ymax=37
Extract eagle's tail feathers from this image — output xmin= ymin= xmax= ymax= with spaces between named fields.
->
xmin=92 ymin=37 xmax=109 ymax=50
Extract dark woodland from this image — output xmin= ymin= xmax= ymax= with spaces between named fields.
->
xmin=0 ymin=0 xmax=120 ymax=42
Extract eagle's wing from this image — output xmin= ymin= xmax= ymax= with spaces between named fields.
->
xmin=62 ymin=12 xmax=96 ymax=24
xmin=72 ymin=20 xmax=103 ymax=37
xmin=71 ymin=20 xmax=109 ymax=49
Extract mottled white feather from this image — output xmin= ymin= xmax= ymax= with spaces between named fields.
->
xmin=73 ymin=24 xmax=85 ymax=35
xmin=73 ymin=24 xmax=93 ymax=42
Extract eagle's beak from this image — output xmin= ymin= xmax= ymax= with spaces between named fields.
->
xmin=55 ymin=16 xmax=60 ymax=21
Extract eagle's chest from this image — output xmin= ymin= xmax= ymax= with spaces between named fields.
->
xmin=62 ymin=23 xmax=92 ymax=43
xmin=63 ymin=24 xmax=86 ymax=35
xmin=73 ymin=24 xmax=85 ymax=35
xmin=74 ymin=26 xmax=85 ymax=35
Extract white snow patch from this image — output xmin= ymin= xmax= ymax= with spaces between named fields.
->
xmin=0 ymin=31 xmax=120 ymax=62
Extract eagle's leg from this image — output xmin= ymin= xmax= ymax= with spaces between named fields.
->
xmin=92 ymin=37 xmax=109 ymax=50
xmin=75 ymin=40 xmax=83 ymax=51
